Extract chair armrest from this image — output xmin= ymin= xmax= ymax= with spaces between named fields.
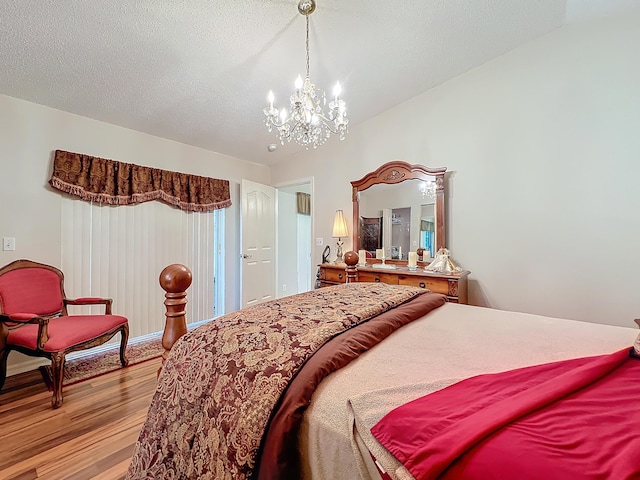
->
xmin=64 ymin=297 xmax=113 ymax=314
xmin=0 ymin=312 xmax=48 ymax=325
xmin=0 ymin=313 xmax=51 ymax=349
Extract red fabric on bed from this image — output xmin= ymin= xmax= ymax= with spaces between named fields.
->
xmin=372 ymin=348 xmax=640 ymax=480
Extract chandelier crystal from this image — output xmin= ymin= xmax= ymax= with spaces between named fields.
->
xmin=264 ymin=0 xmax=348 ymax=149
xmin=420 ymin=180 xmax=436 ymax=200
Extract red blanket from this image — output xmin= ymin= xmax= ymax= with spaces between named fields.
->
xmin=372 ymin=348 xmax=640 ymax=480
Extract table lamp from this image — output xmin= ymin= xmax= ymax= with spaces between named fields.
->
xmin=332 ymin=209 xmax=349 ymax=264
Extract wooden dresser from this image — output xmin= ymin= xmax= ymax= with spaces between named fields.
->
xmin=317 ymin=262 xmax=470 ymax=304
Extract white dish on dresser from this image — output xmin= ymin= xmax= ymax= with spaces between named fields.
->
xmin=371 ymin=263 xmax=396 ymax=270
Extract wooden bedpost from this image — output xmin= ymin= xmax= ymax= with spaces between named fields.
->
xmin=158 ymin=264 xmax=192 ymax=376
xmin=344 ymin=251 xmax=358 ymax=283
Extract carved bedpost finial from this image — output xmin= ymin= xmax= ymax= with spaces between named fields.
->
xmin=158 ymin=264 xmax=192 ymax=377
xmin=344 ymin=251 xmax=359 ymax=283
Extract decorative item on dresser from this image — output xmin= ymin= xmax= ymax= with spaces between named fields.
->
xmin=332 ymin=209 xmax=349 ymax=264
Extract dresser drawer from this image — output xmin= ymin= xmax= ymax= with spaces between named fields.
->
xmin=398 ymin=275 xmax=448 ymax=294
xmin=357 ymin=271 xmax=399 ymax=285
xmin=322 ymin=268 xmax=347 ymax=284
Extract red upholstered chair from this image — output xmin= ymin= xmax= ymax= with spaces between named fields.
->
xmin=0 ymin=259 xmax=129 ymax=408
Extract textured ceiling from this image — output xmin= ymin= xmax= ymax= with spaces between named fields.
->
xmin=1 ymin=0 xmax=638 ymax=166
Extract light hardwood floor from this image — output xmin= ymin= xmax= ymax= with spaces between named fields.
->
xmin=0 ymin=360 xmax=158 ymax=480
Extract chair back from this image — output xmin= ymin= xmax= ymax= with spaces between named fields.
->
xmin=0 ymin=260 xmax=66 ymax=316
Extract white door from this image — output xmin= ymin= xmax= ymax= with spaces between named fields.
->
xmin=241 ymin=179 xmax=276 ymax=307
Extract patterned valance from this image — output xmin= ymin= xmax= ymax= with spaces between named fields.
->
xmin=49 ymin=150 xmax=231 ymax=212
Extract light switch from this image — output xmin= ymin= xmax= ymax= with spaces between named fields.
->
xmin=3 ymin=237 xmax=16 ymax=251
xmin=316 ymin=237 xmax=323 ymax=246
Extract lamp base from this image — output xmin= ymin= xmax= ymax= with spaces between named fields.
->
xmin=335 ymin=239 xmax=344 ymax=264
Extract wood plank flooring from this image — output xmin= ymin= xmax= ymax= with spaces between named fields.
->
xmin=0 ymin=360 xmax=158 ymax=480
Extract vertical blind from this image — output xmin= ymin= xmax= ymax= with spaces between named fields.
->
xmin=61 ymin=196 xmax=217 ymax=340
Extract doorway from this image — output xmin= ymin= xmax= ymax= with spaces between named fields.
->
xmin=276 ymin=180 xmax=313 ymax=297
xmin=240 ymin=179 xmax=276 ymax=308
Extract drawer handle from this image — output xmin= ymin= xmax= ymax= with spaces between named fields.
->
xmin=374 ymin=277 xmax=381 ymax=282
xmin=419 ymin=282 xmax=426 ymax=288
xmin=338 ymin=273 xmax=343 ymax=280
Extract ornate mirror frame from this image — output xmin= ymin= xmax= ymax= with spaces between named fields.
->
xmin=351 ymin=161 xmax=447 ymax=257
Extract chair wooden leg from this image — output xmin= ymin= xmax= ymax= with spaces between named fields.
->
xmin=0 ymin=320 xmax=7 ymax=390
xmin=119 ymin=324 xmax=129 ymax=367
xmin=50 ymin=352 xmax=66 ymax=409
xmin=0 ymin=348 xmax=8 ymax=391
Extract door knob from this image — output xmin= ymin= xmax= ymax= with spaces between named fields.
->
xmin=242 ymin=254 xmax=253 ymax=259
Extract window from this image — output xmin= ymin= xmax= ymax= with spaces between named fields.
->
xmin=61 ymin=197 xmax=224 ymax=338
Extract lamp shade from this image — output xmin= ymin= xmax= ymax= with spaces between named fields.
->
xmin=332 ymin=210 xmax=348 ymax=238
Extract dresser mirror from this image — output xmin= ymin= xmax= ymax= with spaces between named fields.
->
xmin=351 ymin=161 xmax=446 ymax=261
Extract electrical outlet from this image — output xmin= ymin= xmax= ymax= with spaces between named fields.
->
xmin=316 ymin=237 xmax=323 ymax=246
xmin=282 ymin=284 xmax=287 ymax=292
xmin=2 ymin=237 xmax=15 ymax=251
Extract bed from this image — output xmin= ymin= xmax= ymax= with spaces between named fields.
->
xmin=126 ymin=282 xmax=640 ymax=480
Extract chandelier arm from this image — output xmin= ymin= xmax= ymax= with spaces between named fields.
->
xmin=315 ymin=123 xmax=343 ymax=135
xmin=294 ymin=118 xmax=343 ymax=136
xmin=312 ymin=116 xmax=341 ymax=132
xmin=267 ymin=112 xmax=347 ymax=136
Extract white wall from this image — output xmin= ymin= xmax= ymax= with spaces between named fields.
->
xmin=297 ymin=213 xmax=312 ymax=292
xmin=0 ymin=94 xmax=270 ymax=373
xmin=272 ymin=11 xmax=640 ymax=327
xmin=277 ymin=191 xmax=298 ymax=297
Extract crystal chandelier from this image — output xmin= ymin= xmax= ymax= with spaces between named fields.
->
xmin=420 ymin=180 xmax=436 ymax=200
xmin=264 ymin=0 xmax=348 ymax=149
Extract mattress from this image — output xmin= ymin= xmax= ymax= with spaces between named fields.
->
xmin=299 ymin=303 xmax=639 ymax=480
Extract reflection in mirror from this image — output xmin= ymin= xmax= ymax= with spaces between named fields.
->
xmin=351 ymin=161 xmax=446 ymax=263
xmin=360 ymin=217 xmax=382 ymax=252
xmin=420 ymin=203 xmax=435 ymax=259
xmin=358 ymin=180 xmax=436 ymax=259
